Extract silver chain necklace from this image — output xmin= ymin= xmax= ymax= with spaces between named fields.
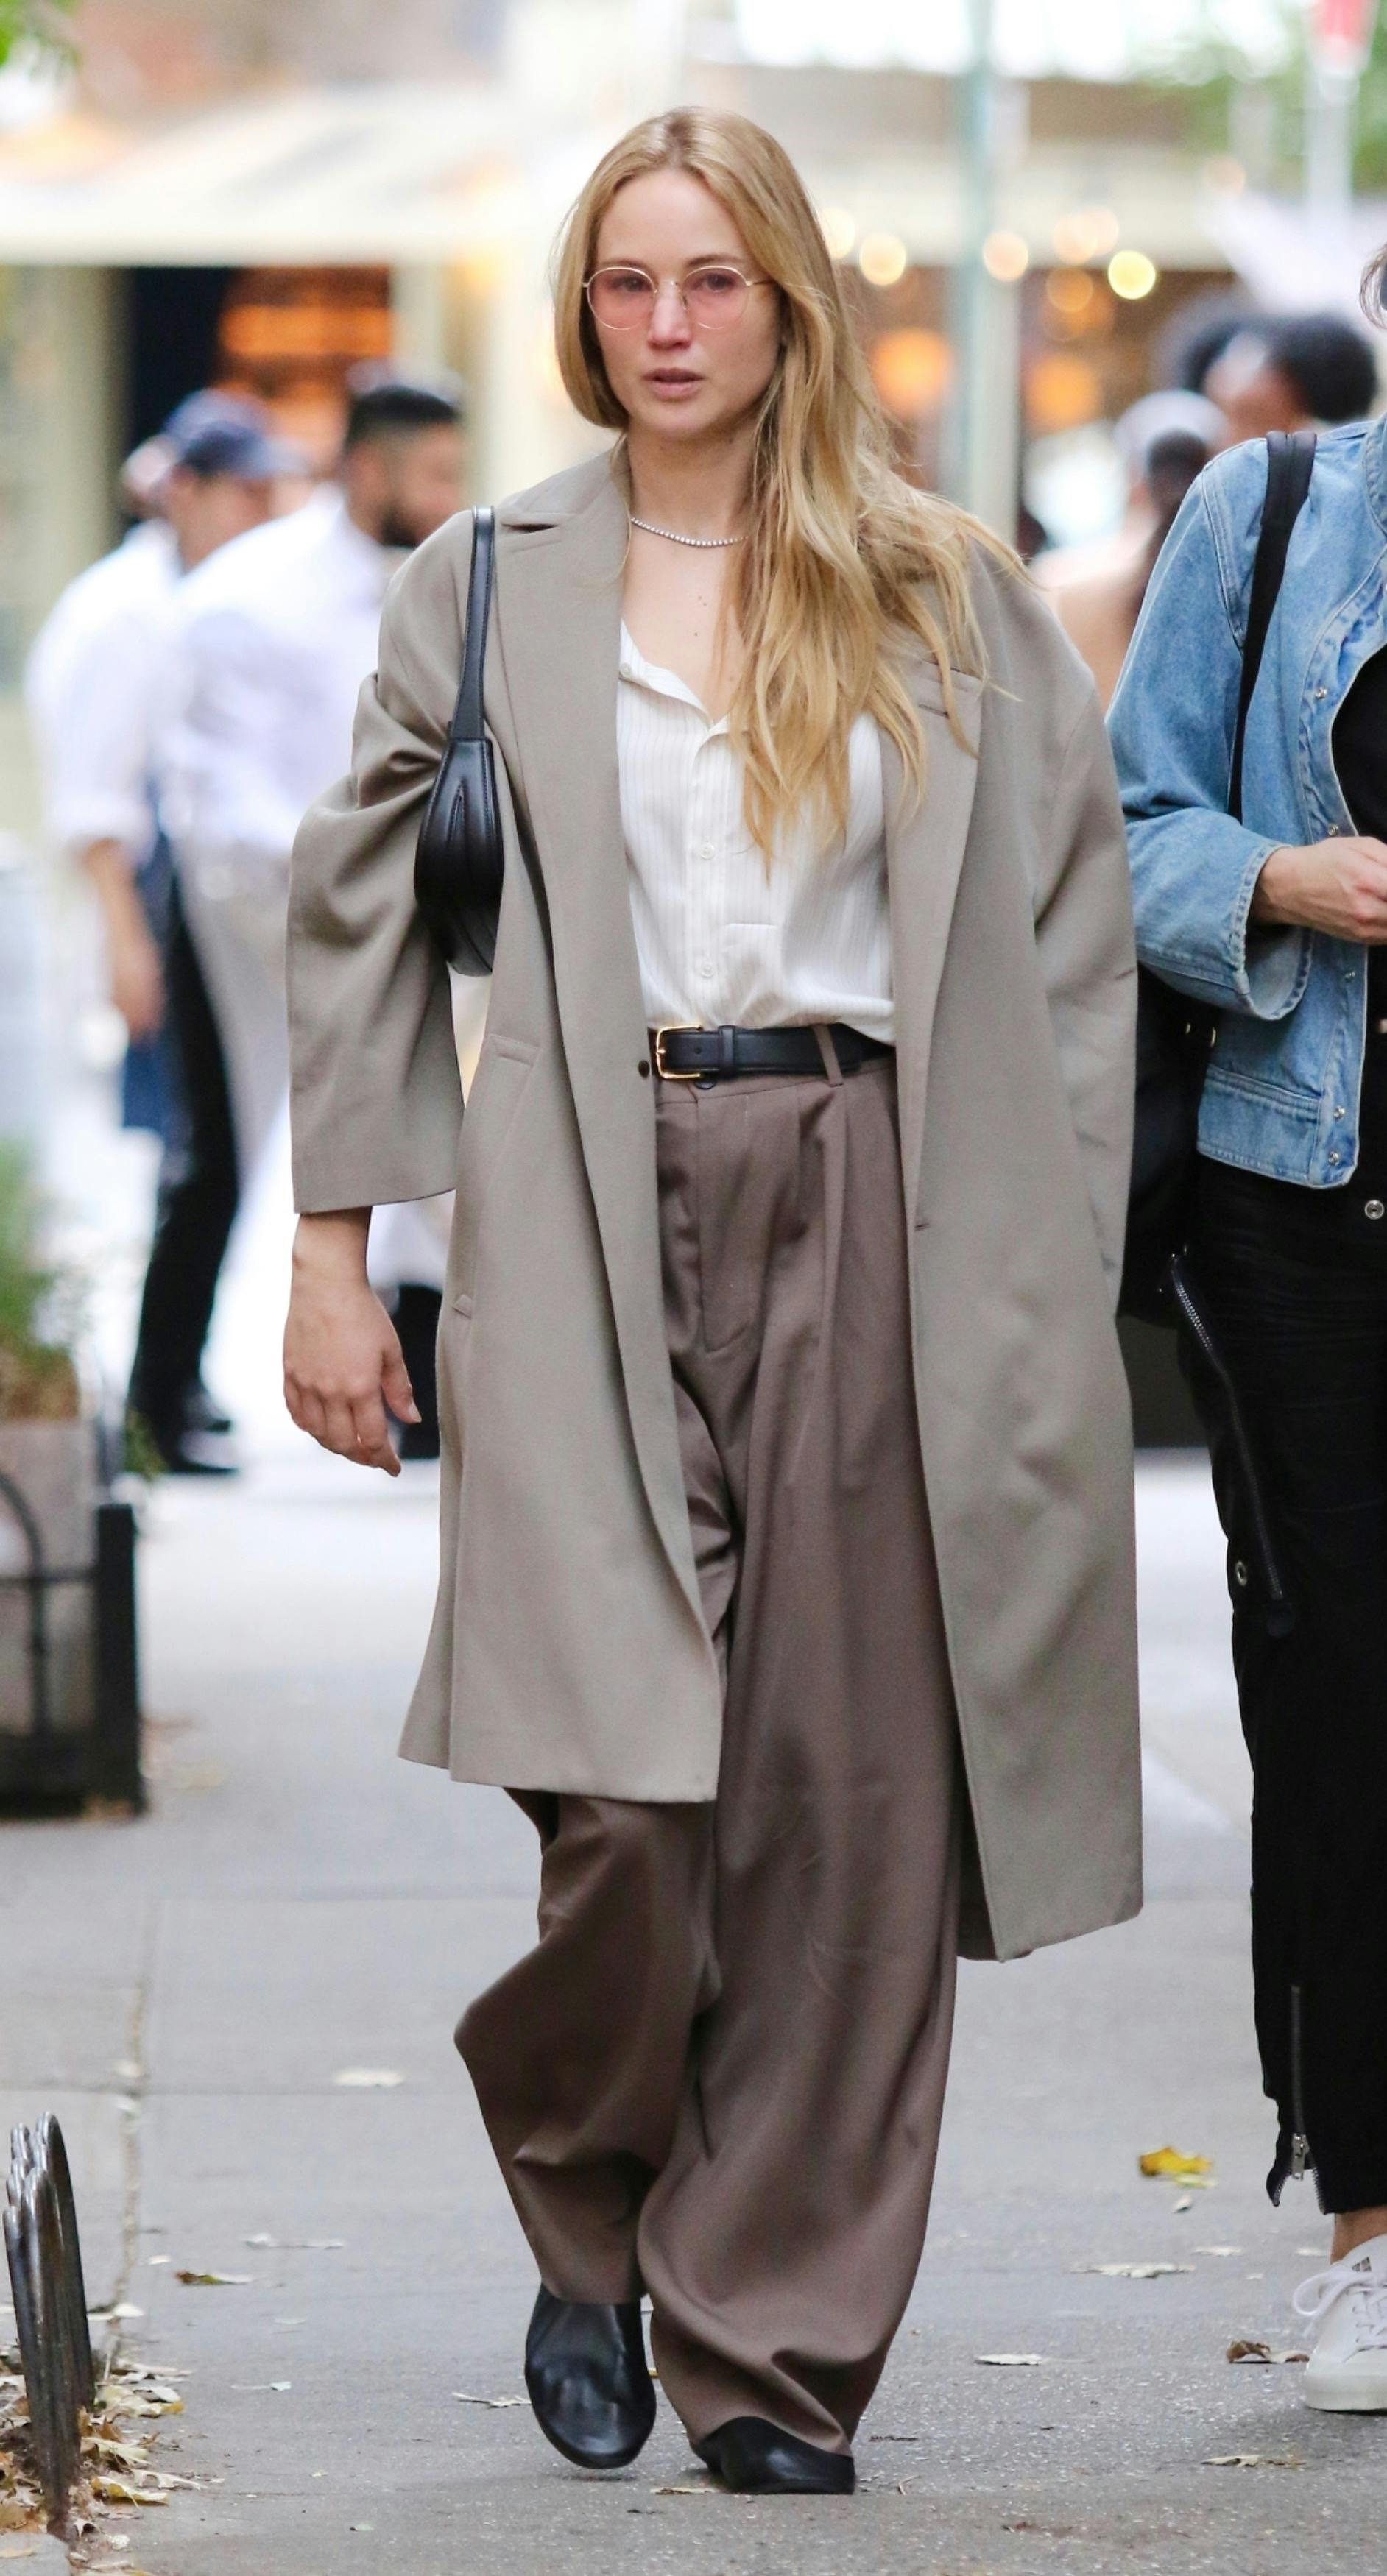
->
xmin=630 ymin=515 xmax=745 ymax=549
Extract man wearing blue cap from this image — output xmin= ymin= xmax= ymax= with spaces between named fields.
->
xmin=28 ymin=390 xmax=299 ymax=1471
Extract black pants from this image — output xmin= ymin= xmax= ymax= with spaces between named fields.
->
xmin=127 ymin=879 xmax=240 ymax=1446
xmin=1188 ymin=1158 xmax=1387 ymax=2214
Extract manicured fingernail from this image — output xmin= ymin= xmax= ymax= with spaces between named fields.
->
xmin=407 ymin=1404 xmax=421 ymax=1423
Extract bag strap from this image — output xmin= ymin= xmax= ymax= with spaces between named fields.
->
xmin=1229 ymin=428 xmax=1316 ymax=823
xmin=447 ymin=504 xmax=495 ymax=748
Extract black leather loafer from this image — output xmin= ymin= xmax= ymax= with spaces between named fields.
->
xmin=523 ymin=2286 xmax=656 ymax=2469
xmin=694 ymin=2416 xmax=855 ymax=2494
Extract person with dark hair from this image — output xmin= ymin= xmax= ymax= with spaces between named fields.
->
xmin=1157 ymin=295 xmax=1253 ymax=399
xmin=1112 ymin=248 xmax=1387 ymax=2409
xmin=1035 ymin=392 xmax=1222 ymax=706
xmin=1206 ymin=310 xmax=1379 ymax=445
xmin=149 ymin=370 xmax=467 ymax=1468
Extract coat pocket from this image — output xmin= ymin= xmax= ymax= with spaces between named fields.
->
xmin=451 ymin=1036 xmax=539 ymax=1314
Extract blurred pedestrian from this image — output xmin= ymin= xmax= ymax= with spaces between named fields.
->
xmin=1035 ymin=392 xmax=1222 ymax=705
xmin=1112 ymin=241 xmax=1387 ymax=2411
xmin=283 ymin=108 xmax=1139 ymax=2494
xmin=27 ymin=392 xmax=289 ymax=1466
xmin=1205 ymin=310 xmax=1379 ymax=442
xmin=155 ymin=370 xmax=467 ymax=1468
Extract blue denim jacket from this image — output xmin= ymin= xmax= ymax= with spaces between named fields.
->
xmin=1109 ymin=416 xmax=1387 ymax=1186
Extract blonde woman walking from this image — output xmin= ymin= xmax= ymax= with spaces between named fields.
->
xmin=283 ymin=110 xmax=1140 ymax=2494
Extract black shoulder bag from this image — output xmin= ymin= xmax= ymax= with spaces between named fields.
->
xmin=414 ymin=505 xmax=503 ymax=977
xmin=1119 ymin=428 xmax=1316 ymax=1325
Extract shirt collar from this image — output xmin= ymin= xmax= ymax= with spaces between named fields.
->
xmin=618 ymin=623 xmax=727 ymax=734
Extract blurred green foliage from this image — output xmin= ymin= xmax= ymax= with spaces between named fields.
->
xmin=1145 ymin=0 xmax=1387 ymax=198
xmin=0 ymin=0 xmax=74 ymax=71
xmin=0 ymin=1146 xmax=80 ymax=1423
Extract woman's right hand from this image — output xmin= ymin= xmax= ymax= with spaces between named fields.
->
xmin=1252 ymin=835 xmax=1387 ymax=943
xmin=283 ymin=1211 xmax=420 ymax=1476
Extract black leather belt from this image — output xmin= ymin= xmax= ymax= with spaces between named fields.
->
xmin=651 ymin=1022 xmax=893 ymax=1083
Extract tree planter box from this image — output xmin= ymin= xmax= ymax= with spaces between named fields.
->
xmin=0 ymin=1420 xmax=142 ymax=1810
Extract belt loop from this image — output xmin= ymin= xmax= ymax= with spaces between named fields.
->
xmin=814 ymin=1024 xmax=844 ymax=1086
xmin=718 ymin=1024 xmax=736 ymax=1076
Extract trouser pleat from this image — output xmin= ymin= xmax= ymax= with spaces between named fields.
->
xmin=460 ymin=1055 xmax=961 ymax=2446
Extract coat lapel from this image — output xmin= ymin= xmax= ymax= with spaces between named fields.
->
xmin=493 ymin=458 xmax=708 ymax=1632
xmin=886 ymin=657 xmax=984 ymax=1224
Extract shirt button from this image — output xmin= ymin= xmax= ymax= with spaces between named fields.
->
xmin=696 ymin=841 xmax=714 ymax=859
xmin=1329 ymin=1150 xmax=1342 ymax=1164
xmin=1333 ymin=1105 xmax=1345 ymax=1119
xmin=696 ymin=958 xmax=713 ymax=979
xmin=1367 ymin=1198 xmax=1386 ymax=1221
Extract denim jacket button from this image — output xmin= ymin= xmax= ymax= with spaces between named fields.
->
xmin=1333 ymin=1105 xmax=1345 ymax=1118
xmin=1329 ymin=1149 xmax=1342 ymax=1164
xmin=1366 ymin=1198 xmax=1386 ymax=1221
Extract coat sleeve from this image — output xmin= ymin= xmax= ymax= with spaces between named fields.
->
xmin=288 ymin=523 xmax=467 ymax=1214
xmin=1033 ymin=682 xmax=1138 ymax=1311
xmin=1108 ymin=461 xmax=1310 ymax=1020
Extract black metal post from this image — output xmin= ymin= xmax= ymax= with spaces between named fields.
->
xmin=91 ymin=1500 xmax=143 ymax=1811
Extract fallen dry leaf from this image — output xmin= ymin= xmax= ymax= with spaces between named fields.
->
xmin=1204 ymin=2452 xmax=1303 ymax=2470
xmin=453 ymin=2392 xmax=526 ymax=2408
xmin=974 ymin=2354 xmax=1048 ymax=2367
xmin=244 ymin=2234 xmax=344 ymax=2251
xmin=174 ymin=2271 xmax=250 ymax=2287
xmin=1084 ymin=2262 xmax=1194 ymax=2280
xmin=1140 ymin=2147 xmax=1214 ymax=2181
xmin=1227 ymin=2340 xmax=1308 ymax=2366
xmin=91 ymin=2478 xmax=168 ymax=2508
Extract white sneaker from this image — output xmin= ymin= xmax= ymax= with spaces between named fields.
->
xmin=1294 ymin=2235 xmax=1387 ymax=2411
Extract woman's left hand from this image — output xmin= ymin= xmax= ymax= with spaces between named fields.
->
xmin=283 ymin=1211 xmax=420 ymax=1475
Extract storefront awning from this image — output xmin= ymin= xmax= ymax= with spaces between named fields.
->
xmin=0 ymin=82 xmax=540 ymax=264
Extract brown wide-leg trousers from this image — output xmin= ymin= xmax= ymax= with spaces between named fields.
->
xmin=458 ymin=1044 xmax=961 ymax=2452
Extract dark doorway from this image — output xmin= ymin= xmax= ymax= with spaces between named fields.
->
xmin=124 ymin=267 xmax=237 ymax=451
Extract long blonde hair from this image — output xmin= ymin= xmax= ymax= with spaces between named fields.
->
xmin=552 ymin=107 xmax=1017 ymax=855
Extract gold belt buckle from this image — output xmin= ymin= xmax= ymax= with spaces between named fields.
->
xmin=652 ymin=1024 xmax=703 ymax=1081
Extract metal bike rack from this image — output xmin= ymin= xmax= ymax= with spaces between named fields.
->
xmin=0 ymin=1462 xmax=143 ymax=1809
xmin=4 ymin=2115 xmax=95 ymax=2538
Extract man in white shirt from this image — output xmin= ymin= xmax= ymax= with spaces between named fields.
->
xmin=27 ymin=394 xmax=287 ymax=1080
xmin=27 ymin=394 xmax=294 ymax=1468
xmin=155 ymin=372 xmax=467 ymax=1464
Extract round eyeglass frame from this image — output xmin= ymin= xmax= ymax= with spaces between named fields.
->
xmin=584 ymin=263 xmax=773 ymax=332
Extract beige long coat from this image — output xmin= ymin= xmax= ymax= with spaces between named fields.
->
xmin=289 ymin=450 xmax=1141 ymax=1964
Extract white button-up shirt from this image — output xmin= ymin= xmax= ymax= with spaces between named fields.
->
xmin=25 ymin=519 xmax=180 ymax=862
xmin=156 ymin=486 xmax=400 ymax=904
xmin=617 ymin=623 xmax=892 ymax=1042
